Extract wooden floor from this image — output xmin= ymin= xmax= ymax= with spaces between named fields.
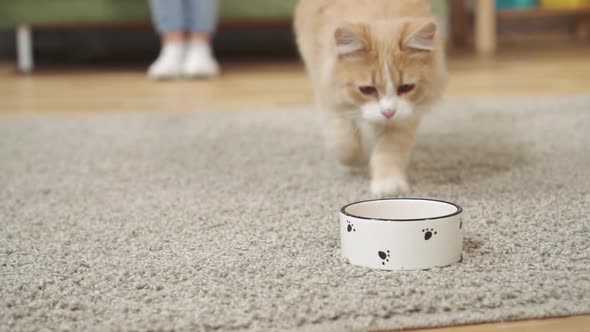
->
xmin=405 ymin=316 xmax=590 ymax=332
xmin=1 ymin=47 xmax=589 ymax=332
xmin=1 ymin=46 xmax=590 ymax=113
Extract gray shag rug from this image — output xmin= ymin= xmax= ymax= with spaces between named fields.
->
xmin=1 ymin=96 xmax=589 ymax=332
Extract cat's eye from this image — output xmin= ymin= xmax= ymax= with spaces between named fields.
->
xmin=359 ymin=86 xmax=377 ymax=95
xmin=397 ymin=84 xmax=415 ymax=95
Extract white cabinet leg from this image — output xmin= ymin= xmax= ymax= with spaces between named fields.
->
xmin=16 ymin=25 xmax=34 ymax=73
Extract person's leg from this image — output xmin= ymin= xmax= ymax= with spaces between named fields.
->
xmin=186 ymin=0 xmax=218 ymax=37
xmin=148 ymin=0 xmax=187 ymax=79
xmin=182 ymin=0 xmax=220 ymax=78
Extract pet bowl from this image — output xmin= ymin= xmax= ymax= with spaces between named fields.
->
xmin=340 ymin=198 xmax=464 ymax=270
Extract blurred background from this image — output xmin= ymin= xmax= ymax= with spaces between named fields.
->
xmin=0 ymin=0 xmax=589 ymax=113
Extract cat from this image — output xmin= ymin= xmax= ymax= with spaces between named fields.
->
xmin=294 ymin=0 xmax=447 ymax=196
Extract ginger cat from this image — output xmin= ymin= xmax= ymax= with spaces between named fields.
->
xmin=294 ymin=0 xmax=447 ymax=196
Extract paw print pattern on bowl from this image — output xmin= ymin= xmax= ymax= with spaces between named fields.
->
xmin=422 ymin=228 xmax=437 ymax=241
xmin=378 ymin=250 xmax=390 ymax=265
xmin=346 ymin=220 xmax=356 ymax=233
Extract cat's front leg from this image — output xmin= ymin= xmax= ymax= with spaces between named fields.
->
xmin=324 ymin=115 xmax=365 ymax=166
xmin=370 ymin=122 xmax=419 ymax=197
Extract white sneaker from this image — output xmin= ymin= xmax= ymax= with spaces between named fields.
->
xmin=148 ymin=42 xmax=185 ymax=80
xmin=182 ymin=40 xmax=220 ymax=78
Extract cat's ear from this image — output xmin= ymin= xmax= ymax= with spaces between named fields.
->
xmin=403 ymin=20 xmax=437 ymax=52
xmin=334 ymin=23 xmax=368 ymax=57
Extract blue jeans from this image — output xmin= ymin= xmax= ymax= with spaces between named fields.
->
xmin=149 ymin=0 xmax=218 ymax=35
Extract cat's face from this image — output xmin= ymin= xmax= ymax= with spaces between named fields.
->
xmin=331 ymin=19 xmax=446 ymax=124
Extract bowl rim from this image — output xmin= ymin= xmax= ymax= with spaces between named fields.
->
xmin=340 ymin=197 xmax=463 ymax=222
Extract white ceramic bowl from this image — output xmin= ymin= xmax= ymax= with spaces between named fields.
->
xmin=340 ymin=198 xmax=464 ymax=271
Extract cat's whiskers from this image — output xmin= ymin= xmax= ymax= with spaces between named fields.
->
xmin=336 ymin=110 xmax=362 ymax=119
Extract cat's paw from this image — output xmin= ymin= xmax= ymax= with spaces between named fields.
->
xmin=329 ymin=141 xmax=366 ymax=167
xmin=335 ymin=150 xmax=366 ymax=167
xmin=371 ymin=176 xmax=409 ymax=197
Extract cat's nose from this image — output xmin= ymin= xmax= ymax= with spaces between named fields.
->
xmin=381 ymin=109 xmax=396 ymax=119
